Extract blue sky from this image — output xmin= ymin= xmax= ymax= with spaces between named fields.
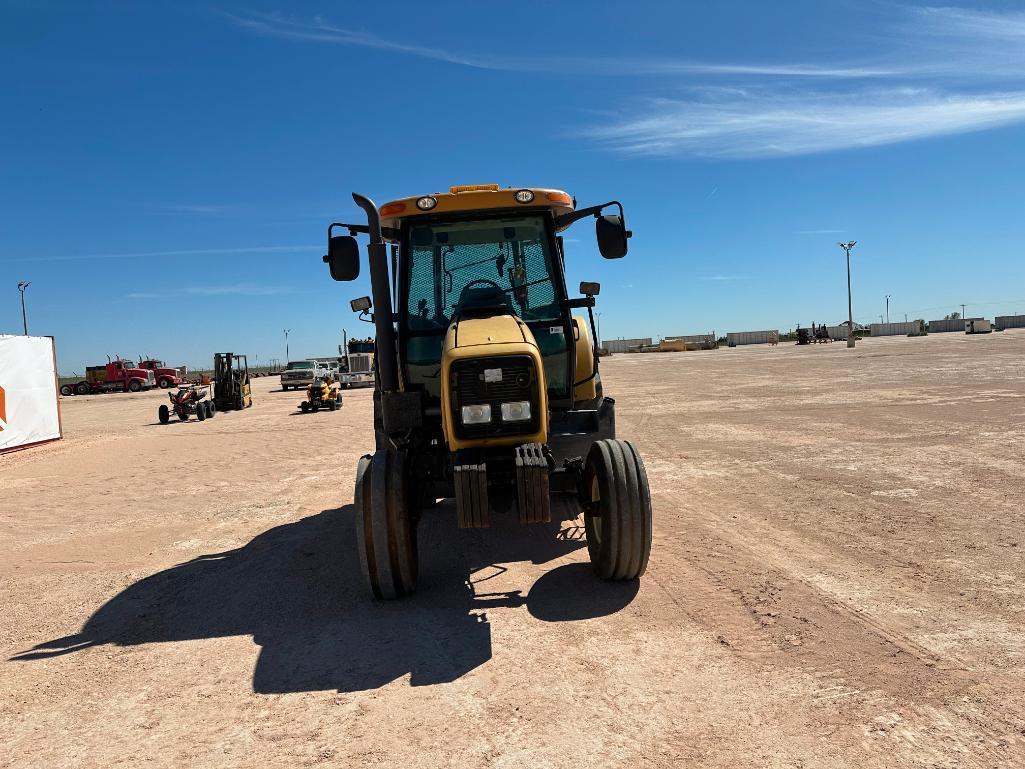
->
xmin=4 ymin=1 xmax=1025 ymax=373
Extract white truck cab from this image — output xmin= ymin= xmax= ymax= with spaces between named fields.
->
xmin=280 ymin=361 xmax=318 ymax=391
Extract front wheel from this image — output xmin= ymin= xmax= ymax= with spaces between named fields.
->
xmin=208 ymin=401 xmax=216 ymax=418
xmin=158 ymin=404 xmax=170 ymax=424
xmin=581 ymin=439 xmax=652 ymax=580
xmin=128 ymin=380 xmax=142 ymax=393
xmin=159 ymin=378 xmax=170 ymax=389
xmin=196 ymin=403 xmax=206 ymax=421
xmin=300 ymin=401 xmax=309 ymax=413
xmin=356 ymin=450 xmax=418 ymax=599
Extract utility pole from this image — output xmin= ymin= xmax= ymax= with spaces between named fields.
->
xmin=17 ymin=281 xmax=31 ymax=335
xmin=904 ymin=313 xmax=908 ymax=322
xmin=284 ymin=329 xmax=291 ymax=363
xmin=885 ymin=294 xmax=891 ymax=324
xmin=961 ymin=304 xmax=966 ymax=319
xmin=838 ymin=241 xmax=857 ymax=348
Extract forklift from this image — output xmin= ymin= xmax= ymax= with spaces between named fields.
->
xmin=213 ymin=352 xmax=253 ymax=411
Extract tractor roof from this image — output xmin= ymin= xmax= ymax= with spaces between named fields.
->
xmin=379 ymin=185 xmax=576 ymax=232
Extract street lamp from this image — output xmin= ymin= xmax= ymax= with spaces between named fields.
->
xmin=283 ymin=329 xmax=291 ymax=363
xmin=17 ymin=281 xmax=31 ymax=335
xmin=885 ymin=294 xmax=891 ymax=324
xmin=838 ymin=241 xmax=857 ymax=348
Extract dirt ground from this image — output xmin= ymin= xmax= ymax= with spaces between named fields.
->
xmin=3 ymin=331 xmax=1025 ymax=768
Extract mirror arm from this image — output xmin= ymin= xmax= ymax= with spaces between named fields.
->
xmin=553 ymin=200 xmax=624 ymax=229
xmin=328 ymin=222 xmax=400 ymax=240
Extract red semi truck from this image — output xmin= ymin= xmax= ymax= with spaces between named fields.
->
xmin=60 ymin=358 xmax=156 ymax=396
xmin=137 ymin=358 xmax=183 ymax=388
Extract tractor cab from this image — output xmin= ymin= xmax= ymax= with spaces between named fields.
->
xmin=323 ymin=184 xmax=650 ymax=599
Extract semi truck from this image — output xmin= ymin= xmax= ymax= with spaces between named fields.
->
xmin=137 ymin=358 xmax=183 ymax=388
xmin=60 ymin=358 xmax=156 ymax=396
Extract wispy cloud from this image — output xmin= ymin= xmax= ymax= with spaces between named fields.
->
xmin=225 ymin=6 xmax=1025 ymax=159
xmin=0 ymin=245 xmax=321 ymax=264
xmin=224 ymin=11 xmax=886 ymax=79
xmin=585 ymin=88 xmax=1025 ymax=159
xmin=126 ymin=283 xmax=299 ymax=300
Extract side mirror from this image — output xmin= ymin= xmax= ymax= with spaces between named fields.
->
xmin=350 ymin=296 xmax=372 ymax=313
xmin=596 ymin=214 xmax=629 ymax=259
xmin=323 ymin=235 xmax=361 ymax=281
xmin=580 ymin=281 xmax=601 ymax=296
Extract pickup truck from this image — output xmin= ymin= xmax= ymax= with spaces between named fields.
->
xmin=280 ymin=361 xmax=320 ymax=391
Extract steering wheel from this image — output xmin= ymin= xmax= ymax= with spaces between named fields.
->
xmin=462 ymin=278 xmax=503 ymax=293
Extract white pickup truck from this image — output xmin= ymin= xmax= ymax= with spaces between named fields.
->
xmin=280 ymin=361 xmax=323 ymax=391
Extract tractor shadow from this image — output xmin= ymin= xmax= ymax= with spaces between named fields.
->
xmin=10 ymin=501 xmax=638 ymax=694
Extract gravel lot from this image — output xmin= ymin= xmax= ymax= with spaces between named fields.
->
xmin=3 ymin=331 xmax=1025 ymax=768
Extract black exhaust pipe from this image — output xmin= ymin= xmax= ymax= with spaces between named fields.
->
xmin=352 ymin=192 xmax=400 ymax=393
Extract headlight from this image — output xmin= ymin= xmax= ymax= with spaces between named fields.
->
xmin=514 ymin=189 xmax=535 ymax=204
xmin=500 ymin=401 xmax=531 ymax=422
xmin=461 ymin=404 xmax=492 ymax=425
xmin=416 ymin=196 xmax=438 ymax=210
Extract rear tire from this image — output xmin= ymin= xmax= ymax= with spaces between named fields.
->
xmin=208 ymin=401 xmax=216 ymax=417
xmin=196 ymin=403 xmax=206 ymax=421
xmin=581 ymin=439 xmax=652 ymax=580
xmin=75 ymin=382 xmax=89 ymax=395
xmin=327 ymin=400 xmax=337 ymax=411
xmin=300 ymin=401 xmax=309 ymax=413
xmin=158 ymin=405 xmax=169 ymax=424
xmin=356 ymin=450 xmax=418 ymax=599
xmin=60 ymin=384 xmax=72 ymax=396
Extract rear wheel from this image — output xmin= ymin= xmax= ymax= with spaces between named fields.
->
xmin=327 ymin=400 xmax=337 ymax=411
xmin=158 ymin=405 xmax=170 ymax=424
xmin=581 ymin=439 xmax=652 ymax=580
xmin=356 ymin=450 xmax=418 ymax=599
xmin=208 ymin=401 xmax=216 ymax=417
xmin=60 ymin=384 xmax=72 ymax=396
xmin=75 ymin=382 xmax=89 ymax=395
xmin=196 ymin=403 xmax=206 ymax=421
xmin=300 ymin=401 xmax=309 ymax=413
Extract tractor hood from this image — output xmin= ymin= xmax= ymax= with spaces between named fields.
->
xmin=449 ymin=314 xmax=532 ymax=349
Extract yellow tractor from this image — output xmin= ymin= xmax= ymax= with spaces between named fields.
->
xmin=300 ymin=375 xmax=343 ymax=413
xmin=323 ymin=185 xmax=651 ymax=598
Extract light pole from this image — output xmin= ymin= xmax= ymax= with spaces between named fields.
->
xmin=283 ymin=329 xmax=291 ymax=363
xmin=17 ymin=281 xmax=31 ymax=335
xmin=838 ymin=241 xmax=857 ymax=348
xmin=885 ymin=294 xmax=891 ymax=324
xmin=961 ymin=304 xmax=966 ymax=320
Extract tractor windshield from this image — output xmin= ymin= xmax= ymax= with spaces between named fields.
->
xmin=403 ymin=215 xmax=570 ymax=402
xmin=405 ymin=216 xmax=559 ymax=329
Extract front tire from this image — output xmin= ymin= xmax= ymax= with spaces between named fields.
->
xmin=300 ymin=401 xmax=309 ymax=413
xmin=356 ymin=450 xmax=418 ymax=599
xmin=128 ymin=380 xmax=142 ymax=393
xmin=208 ymin=401 xmax=216 ymax=417
xmin=159 ymin=378 xmax=170 ymax=389
xmin=158 ymin=405 xmax=170 ymax=424
xmin=581 ymin=439 xmax=652 ymax=580
xmin=196 ymin=403 xmax=206 ymax=421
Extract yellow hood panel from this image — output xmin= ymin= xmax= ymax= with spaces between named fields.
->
xmin=451 ymin=315 xmax=529 ymax=348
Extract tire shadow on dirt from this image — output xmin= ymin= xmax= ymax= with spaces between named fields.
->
xmin=10 ymin=502 xmax=638 ymax=694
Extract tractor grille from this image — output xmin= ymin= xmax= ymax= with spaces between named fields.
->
xmin=451 ymin=354 xmax=540 ymax=440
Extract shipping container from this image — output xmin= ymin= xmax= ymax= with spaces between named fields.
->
xmin=869 ymin=321 xmax=924 ymax=337
xmin=928 ymin=318 xmax=982 ymax=333
xmin=995 ymin=314 xmax=1025 ymax=329
xmin=965 ymin=319 xmax=992 ymax=334
xmin=726 ymin=330 xmax=779 ymax=347
xmin=603 ymin=337 xmax=652 ymax=354
xmin=826 ymin=325 xmax=851 ymax=340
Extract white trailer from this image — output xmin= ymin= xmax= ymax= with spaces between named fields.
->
xmin=965 ymin=319 xmax=992 ymax=334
